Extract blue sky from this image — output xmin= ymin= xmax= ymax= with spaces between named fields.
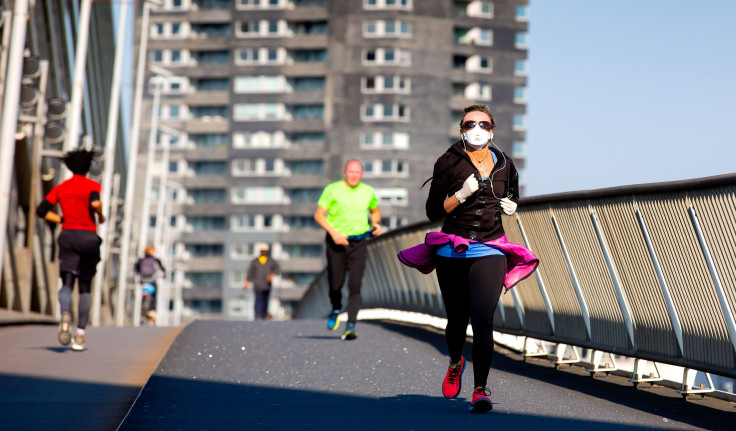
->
xmin=524 ymin=0 xmax=736 ymax=196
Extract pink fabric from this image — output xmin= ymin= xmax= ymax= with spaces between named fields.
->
xmin=397 ymin=231 xmax=539 ymax=290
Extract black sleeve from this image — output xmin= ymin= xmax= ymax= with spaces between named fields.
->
xmin=505 ymin=156 xmax=520 ymax=203
xmin=155 ymin=257 xmax=166 ymax=275
xmin=425 ymin=156 xmax=451 ymax=222
xmin=90 ymin=190 xmax=100 ymax=202
xmin=36 ymin=199 xmax=53 ymax=219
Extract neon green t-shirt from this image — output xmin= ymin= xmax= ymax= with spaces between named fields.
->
xmin=317 ymin=181 xmax=379 ymax=236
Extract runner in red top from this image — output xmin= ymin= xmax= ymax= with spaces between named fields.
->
xmin=36 ymin=149 xmax=105 ymax=351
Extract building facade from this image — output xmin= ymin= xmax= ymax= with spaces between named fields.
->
xmin=135 ymin=0 xmax=528 ymax=319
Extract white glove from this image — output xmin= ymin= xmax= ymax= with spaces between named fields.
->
xmin=454 ymin=174 xmax=479 ymax=203
xmin=500 ymin=198 xmax=517 ymax=216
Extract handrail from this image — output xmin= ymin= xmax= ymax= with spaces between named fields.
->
xmin=294 ymin=172 xmax=736 ymax=379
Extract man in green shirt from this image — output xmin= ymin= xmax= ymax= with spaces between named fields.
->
xmin=314 ymin=159 xmax=382 ymax=340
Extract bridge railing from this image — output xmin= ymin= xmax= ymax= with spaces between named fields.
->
xmin=294 ymin=173 xmax=736 ymax=380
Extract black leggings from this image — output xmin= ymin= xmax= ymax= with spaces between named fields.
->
xmin=325 ymin=235 xmax=368 ymax=323
xmin=435 ymin=254 xmax=506 ymax=389
xmin=59 ymin=271 xmax=93 ymax=329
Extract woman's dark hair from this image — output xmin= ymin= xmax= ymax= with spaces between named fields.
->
xmin=459 ymin=104 xmax=496 ymax=129
xmin=62 ymin=149 xmax=94 ymax=175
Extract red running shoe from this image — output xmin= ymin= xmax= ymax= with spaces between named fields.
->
xmin=442 ymin=357 xmax=465 ymax=398
xmin=469 ymin=387 xmax=493 ymax=413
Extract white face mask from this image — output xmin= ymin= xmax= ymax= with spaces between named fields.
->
xmin=463 ymin=126 xmax=492 ymax=150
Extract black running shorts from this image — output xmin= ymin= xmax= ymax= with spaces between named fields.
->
xmin=57 ymin=229 xmax=102 ymax=279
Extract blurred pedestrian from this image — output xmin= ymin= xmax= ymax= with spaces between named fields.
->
xmin=36 ymin=149 xmax=106 ymax=351
xmin=244 ymin=244 xmax=280 ymax=320
xmin=314 ymin=159 xmax=382 ymax=340
xmin=134 ymin=245 xmax=166 ymax=324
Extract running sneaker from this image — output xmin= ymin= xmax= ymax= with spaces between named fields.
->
xmin=58 ymin=311 xmax=72 ymax=346
xmin=326 ymin=310 xmax=341 ymax=331
xmin=71 ymin=333 xmax=86 ymax=351
xmin=442 ymin=356 xmax=465 ymax=398
xmin=341 ymin=322 xmax=357 ymax=341
xmin=469 ymin=387 xmax=493 ymax=413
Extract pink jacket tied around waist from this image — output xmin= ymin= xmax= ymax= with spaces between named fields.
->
xmin=397 ymin=231 xmax=539 ymax=290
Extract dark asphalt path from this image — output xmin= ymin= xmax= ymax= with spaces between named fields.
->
xmin=119 ymin=320 xmax=732 ymax=430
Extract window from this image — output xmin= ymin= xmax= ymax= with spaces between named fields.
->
xmin=230 ymin=243 xmax=255 ymax=259
xmin=512 ymin=141 xmax=525 ymax=157
xmin=514 ymin=59 xmax=527 ymax=76
xmin=363 ymin=20 xmax=411 ymax=37
xmin=361 ymin=75 xmax=410 ymax=94
xmin=291 ymin=49 xmax=327 ymax=63
xmin=190 ymin=105 xmax=228 ymax=119
xmin=455 ymin=27 xmax=492 ymax=46
xmin=291 ymin=105 xmax=324 ymax=120
xmin=233 ymin=103 xmax=284 ymax=121
xmin=282 ymin=244 xmax=322 ymax=258
xmin=186 ymin=271 xmax=222 ymax=288
xmin=513 ymin=114 xmax=526 ymax=131
xmin=231 ymin=214 xmax=256 ymax=230
xmin=186 ymin=244 xmax=224 ymax=257
xmin=462 ymin=55 xmax=492 ymax=73
xmin=233 ymin=131 xmax=287 ymax=148
xmin=363 ymin=159 xmax=409 ymax=177
xmin=234 ymin=76 xmax=286 ymax=93
xmin=189 ymin=217 xmax=226 ymax=231
xmin=191 ymin=23 xmax=230 ymax=38
xmin=152 ymin=50 xmax=163 ymax=63
xmin=194 ymin=78 xmax=229 ymax=91
xmin=169 ymin=49 xmax=180 ymax=63
xmin=290 ymin=77 xmax=325 ymax=91
xmin=290 ymin=132 xmax=325 ymax=147
xmin=195 ymin=50 xmax=230 ymax=64
xmin=516 ymin=5 xmax=529 ymax=21
xmin=362 ymin=48 xmax=411 ymax=65
xmin=237 ymin=0 xmax=285 ymax=8
xmin=231 ymin=187 xmax=283 ymax=204
xmin=286 ymin=216 xmax=320 ymax=230
xmin=230 ymin=214 xmax=279 ymax=231
xmin=288 ymin=188 xmax=323 ymax=203
xmin=285 ymin=160 xmax=324 ymax=175
xmin=190 ymin=133 xmax=228 ymax=148
xmin=190 ymin=161 xmax=227 ymax=175
xmin=188 ymin=189 xmax=226 ymax=203
xmin=232 ymin=158 xmax=281 ymax=176
xmin=360 ymin=131 xmax=409 ymax=150
xmin=292 ymin=21 xmax=328 ymax=35
xmin=152 ymin=23 xmax=164 ymax=37
xmin=361 ymin=103 xmax=410 ymax=121
xmin=465 ymin=1 xmax=493 ymax=18
xmin=514 ymin=87 xmax=527 ymax=103
xmin=363 ymin=0 xmax=412 ymax=9
xmin=237 ymin=19 xmax=283 ymax=37
xmin=515 ymin=32 xmax=529 ymax=49
xmin=375 ymin=188 xmax=408 ymax=206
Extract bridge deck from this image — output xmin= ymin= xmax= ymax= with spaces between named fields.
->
xmin=1 ymin=320 xmax=732 ymax=430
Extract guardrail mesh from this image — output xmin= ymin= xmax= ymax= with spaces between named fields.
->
xmin=294 ymin=174 xmax=736 ymax=378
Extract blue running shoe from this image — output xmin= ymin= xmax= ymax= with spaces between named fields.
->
xmin=327 ymin=310 xmax=340 ymax=331
xmin=341 ymin=322 xmax=357 ymax=341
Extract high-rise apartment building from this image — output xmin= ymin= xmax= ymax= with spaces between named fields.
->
xmin=134 ymin=0 xmax=528 ymax=319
